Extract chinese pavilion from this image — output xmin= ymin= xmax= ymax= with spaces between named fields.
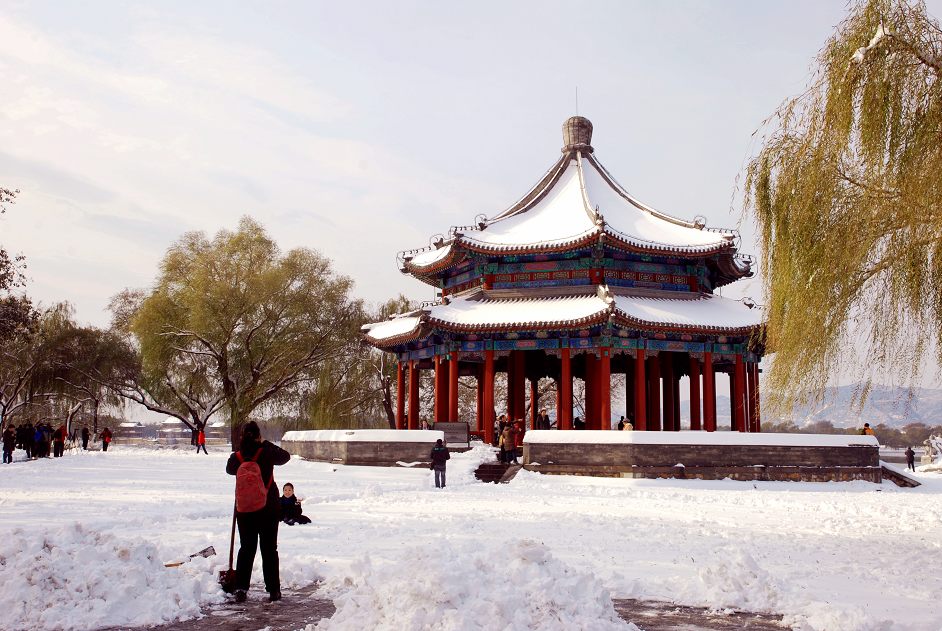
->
xmin=363 ymin=117 xmax=764 ymax=445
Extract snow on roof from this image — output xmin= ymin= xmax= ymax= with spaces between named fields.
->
xmin=118 ymin=422 xmax=142 ymax=428
xmin=428 ymin=291 xmax=608 ymax=330
xmin=523 ymin=430 xmax=879 ymax=448
xmin=161 ymin=418 xmax=184 ymax=425
xmin=614 ymin=292 xmax=762 ymax=331
xmin=283 ymin=429 xmax=444 ymax=443
xmin=455 ymin=154 xmax=733 ymax=255
xmin=460 ymin=159 xmax=598 ymax=251
xmin=407 ymin=243 xmax=454 ymax=269
xmin=362 ymin=314 xmax=423 ymax=342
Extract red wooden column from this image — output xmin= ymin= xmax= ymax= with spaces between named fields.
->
xmin=483 ymin=350 xmax=495 ymax=444
xmin=560 ymin=348 xmax=573 ymax=430
xmin=448 ymin=353 xmax=459 ymax=422
xmin=689 ymin=355 xmax=701 ymax=431
xmin=625 ymin=359 xmax=635 ymax=423
xmin=751 ymin=362 xmax=762 ymax=432
xmin=599 ymin=348 xmax=611 ymax=429
xmin=646 ymin=355 xmax=661 ymax=431
xmin=408 ymin=361 xmax=419 ymax=430
xmin=634 ymin=349 xmax=646 ymax=430
xmin=529 ymin=379 xmax=539 ymax=430
xmin=703 ymin=351 xmax=716 ymax=432
xmin=396 ymin=360 xmax=405 ymax=429
xmin=554 ymin=379 xmax=561 ymax=427
xmin=584 ymin=353 xmax=597 ymax=429
xmin=661 ymin=354 xmax=675 ymax=432
xmin=733 ymin=353 xmax=747 ymax=432
xmin=476 ymin=370 xmax=484 ymax=432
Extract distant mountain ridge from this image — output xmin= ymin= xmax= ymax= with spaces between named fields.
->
xmin=766 ymin=384 xmax=942 ymax=429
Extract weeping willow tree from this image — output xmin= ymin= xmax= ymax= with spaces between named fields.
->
xmin=746 ymin=0 xmax=942 ymax=412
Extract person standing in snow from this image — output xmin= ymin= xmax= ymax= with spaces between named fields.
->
xmin=81 ymin=426 xmax=90 ymax=450
xmin=226 ymin=421 xmax=290 ymax=603
xmin=53 ymin=424 xmax=67 ymax=457
xmin=430 ymin=438 xmax=450 ymax=488
xmin=2 ymin=425 xmax=15 ymax=464
xmin=196 ymin=428 xmax=208 ymax=454
xmin=100 ymin=427 xmax=113 ymax=451
xmin=905 ymin=446 xmax=916 ymax=472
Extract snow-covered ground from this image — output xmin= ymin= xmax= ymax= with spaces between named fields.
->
xmin=0 ymin=445 xmax=940 ymax=631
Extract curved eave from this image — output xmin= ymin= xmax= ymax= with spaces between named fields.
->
xmin=711 ymin=252 xmax=755 ymax=288
xmin=456 ymin=230 xmax=600 ymax=256
xmin=613 ymin=312 xmax=763 ymax=336
xmin=601 ymin=228 xmax=736 ymax=257
xmin=362 ymin=324 xmax=427 ymax=349
xmin=428 ymin=310 xmax=611 ymax=334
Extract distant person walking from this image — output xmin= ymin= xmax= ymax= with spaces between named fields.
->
xmin=100 ymin=427 xmax=113 ymax=451
xmin=2 ymin=425 xmax=15 ymax=464
xmin=226 ymin=421 xmax=290 ymax=603
xmin=430 ymin=438 xmax=450 ymax=488
xmin=905 ymin=446 xmax=916 ymax=472
xmin=196 ymin=428 xmax=208 ymax=454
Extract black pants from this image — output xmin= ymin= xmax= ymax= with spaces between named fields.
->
xmin=54 ymin=441 xmax=64 ymax=457
xmin=196 ymin=444 xmax=208 ymax=454
xmin=908 ymin=461 xmax=916 ymax=472
xmin=235 ymin=509 xmax=280 ymax=593
xmin=102 ymin=441 xmax=109 ymax=451
xmin=82 ymin=438 xmax=88 ymax=450
xmin=2 ymin=449 xmax=11 ymax=464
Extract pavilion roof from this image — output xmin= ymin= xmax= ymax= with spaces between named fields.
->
xmin=361 ymin=286 xmax=763 ymax=348
xmin=403 ymin=117 xmax=742 ymax=275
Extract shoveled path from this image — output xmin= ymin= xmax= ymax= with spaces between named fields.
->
xmin=133 ymin=588 xmax=786 ymax=631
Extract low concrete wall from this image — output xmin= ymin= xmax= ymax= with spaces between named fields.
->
xmin=523 ymin=440 xmax=881 ymax=483
xmin=282 ymin=430 xmax=444 ymax=466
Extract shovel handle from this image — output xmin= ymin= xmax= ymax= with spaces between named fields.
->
xmin=227 ymin=500 xmax=237 ymax=571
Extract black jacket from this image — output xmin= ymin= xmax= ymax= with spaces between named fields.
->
xmin=226 ymin=440 xmax=291 ymax=512
xmin=430 ymin=445 xmax=450 ymax=469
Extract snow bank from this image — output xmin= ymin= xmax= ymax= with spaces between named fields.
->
xmin=524 ymin=429 xmax=878 ymax=447
xmin=283 ymin=429 xmax=444 ymax=443
xmin=312 ymin=540 xmax=638 ymax=631
xmin=0 ymin=523 xmax=222 ymax=630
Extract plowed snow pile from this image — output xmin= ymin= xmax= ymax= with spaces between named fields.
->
xmin=313 ymin=540 xmax=636 ymax=631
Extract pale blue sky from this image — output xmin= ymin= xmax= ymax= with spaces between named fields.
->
xmin=1 ymin=1 xmax=920 ymax=329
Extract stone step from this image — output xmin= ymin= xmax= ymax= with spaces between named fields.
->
xmin=880 ymin=462 xmax=921 ymax=487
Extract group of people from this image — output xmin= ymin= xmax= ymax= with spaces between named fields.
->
xmin=1 ymin=423 xmax=112 ymax=463
xmin=495 ymin=416 xmax=522 ymax=464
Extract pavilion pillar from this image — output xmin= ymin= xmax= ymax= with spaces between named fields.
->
xmin=646 ymin=356 xmax=661 ymax=431
xmin=433 ymin=355 xmax=442 ymax=422
xmin=750 ymin=362 xmax=762 ymax=432
xmin=555 ymin=379 xmax=561 ymax=427
xmin=476 ymin=369 xmax=484 ymax=432
xmin=396 ymin=360 xmax=405 ymax=429
xmin=689 ymin=355 xmax=701 ymax=431
xmin=448 ymin=353 xmax=459 ymax=422
xmin=529 ymin=379 xmax=539 ymax=430
xmin=560 ymin=348 xmax=573 ymax=430
xmin=703 ymin=352 xmax=716 ymax=432
xmin=483 ymin=350 xmax=495 ymax=444
xmin=506 ymin=352 xmax=516 ymax=421
xmin=734 ymin=354 xmax=747 ymax=432
xmin=625 ymin=359 xmax=635 ymax=424
xmin=661 ymin=353 xmax=675 ymax=432
xmin=672 ymin=374 xmax=681 ymax=431
xmin=634 ymin=349 xmax=646 ymax=430
xmin=408 ymin=361 xmax=419 ymax=430
xmin=599 ymin=348 xmax=611 ymax=429
xmin=585 ymin=353 xmax=597 ymax=429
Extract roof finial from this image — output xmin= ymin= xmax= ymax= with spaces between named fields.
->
xmin=562 ymin=116 xmax=593 ymax=153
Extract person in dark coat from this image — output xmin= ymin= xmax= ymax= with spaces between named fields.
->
xmin=225 ymin=421 xmax=290 ymax=603
xmin=21 ymin=423 xmax=33 ymax=458
xmin=2 ymin=425 xmax=16 ymax=464
xmin=280 ymin=483 xmax=311 ymax=525
xmin=81 ymin=426 xmax=90 ymax=450
xmin=53 ymin=425 xmax=67 ymax=457
xmin=905 ymin=446 xmax=916 ymax=472
xmin=430 ymin=438 xmax=451 ymax=488
xmin=100 ymin=427 xmax=113 ymax=451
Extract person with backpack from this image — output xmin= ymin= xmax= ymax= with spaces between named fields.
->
xmin=430 ymin=438 xmax=450 ymax=488
xmin=225 ymin=421 xmax=290 ymax=603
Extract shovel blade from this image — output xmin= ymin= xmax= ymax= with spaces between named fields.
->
xmin=190 ymin=545 xmax=216 ymax=559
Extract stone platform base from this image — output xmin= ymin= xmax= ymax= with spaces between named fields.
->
xmin=526 ymin=463 xmax=882 ymax=483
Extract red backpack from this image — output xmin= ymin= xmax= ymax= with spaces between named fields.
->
xmin=234 ymin=449 xmax=272 ymax=513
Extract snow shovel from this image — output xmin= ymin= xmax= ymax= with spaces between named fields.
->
xmin=164 ymin=545 xmax=216 ymax=567
xmin=218 ymin=501 xmax=238 ymax=593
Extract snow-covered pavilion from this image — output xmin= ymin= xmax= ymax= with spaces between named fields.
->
xmin=363 ymin=117 xmax=764 ymax=445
